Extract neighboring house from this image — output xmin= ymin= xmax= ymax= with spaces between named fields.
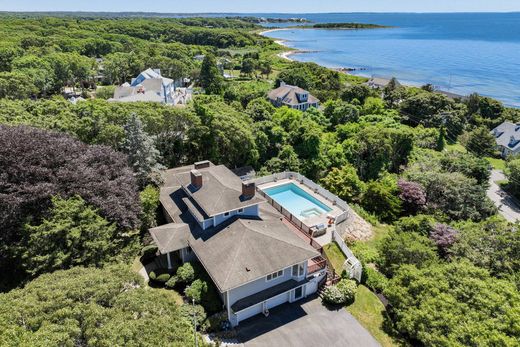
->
xmin=268 ymin=82 xmax=320 ymax=111
xmin=149 ymin=161 xmax=327 ymax=327
xmin=366 ymin=77 xmax=401 ymax=89
xmin=491 ymin=121 xmax=520 ymax=158
xmin=108 ymin=68 xmax=191 ymax=105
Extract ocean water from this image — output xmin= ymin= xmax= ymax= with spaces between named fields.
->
xmin=259 ymin=13 xmax=520 ymax=107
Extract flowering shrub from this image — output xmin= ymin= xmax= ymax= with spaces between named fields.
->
xmin=430 ymin=223 xmax=459 ymax=253
xmin=398 ymin=179 xmax=427 ymax=213
xmin=322 ymin=279 xmax=358 ymax=305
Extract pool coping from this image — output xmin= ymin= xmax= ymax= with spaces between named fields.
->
xmin=258 ymin=178 xmax=344 ymax=232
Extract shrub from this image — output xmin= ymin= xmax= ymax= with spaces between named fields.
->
xmin=206 ymin=311 xmax=230 ymax=333
xmin=165 ymin=276 xmax=178 ymax=289
xmin=155 ymin=273 xmax=171 ymax=284
xmin=322 ymin=279 xmax=357 ymax=305
xmin=350 ymin=241 xmax=380 ymax=264
xmin=149 ymin=268 xmax=171 ymax=284
xmin=176 ymin=262 xmax=195 ymax=284
xmin=322 ymin=285 xmax=345 ymax=305
xmin=185 ymin=279 xmax=208 ymax=303
xmin=337 ymin=279 xmax=357 ymax=304
xmin=363 ymin=267 xmax=388 ymax=293
xmin=179 ymin=304 xmax=207 ymax=331
xmin=140 ymin=245 xmax=158 ymax=263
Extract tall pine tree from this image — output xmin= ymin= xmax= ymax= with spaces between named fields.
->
xmin=121 ymin=114 xmax=163 ymax=188
xmin=199 ymin=53 xmax=224 ymax=95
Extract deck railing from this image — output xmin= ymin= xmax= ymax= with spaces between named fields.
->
xmin=255 ymin=172 xmax=363 ymax=282
xmin=307 ymin=256 xmax=327 ymax=274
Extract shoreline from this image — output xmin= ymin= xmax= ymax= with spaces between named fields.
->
xmin=260 ymin=28 xmax=509 ymax=104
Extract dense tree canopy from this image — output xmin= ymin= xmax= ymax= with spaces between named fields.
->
xmin=0 ymin=125 xmax=140 ymax=289
xmin=0 ymin=265 xmax=203 ymax=346
xmin=385 ymin=262 xmax=520 ymax=346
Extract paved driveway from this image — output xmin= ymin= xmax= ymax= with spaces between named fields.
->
xmin=487 ymin=170 xmax=520 ymax=222
xmin=236 ymin=295 xmax=380 ymax=347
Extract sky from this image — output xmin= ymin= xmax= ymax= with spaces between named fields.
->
xmin=0 ymin=0 xmax=519 ymax=13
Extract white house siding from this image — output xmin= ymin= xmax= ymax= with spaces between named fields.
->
xmin=227 ymin=261 xmax=309 ymax=326
xmin=212 ymin=204 xmax=259 ymax=227
xmin=235 ymin=303 xmax=263 ymax=325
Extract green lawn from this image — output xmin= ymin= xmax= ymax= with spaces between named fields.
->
xmin=445 ymin=143 xmax=467 ymax=153
xmin=347 ymin=285 xmax=405 ymax=347
xmin=485 ymin=157 xmax=506 ymax=171
xmin=323 ymin=242 xmax=347 ymax=274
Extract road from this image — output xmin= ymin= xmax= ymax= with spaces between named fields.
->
xmin=487 ymin=170 xmax=520 ymax=222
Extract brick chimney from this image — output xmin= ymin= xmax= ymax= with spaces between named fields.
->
xmin=190 ymin=170 xmax=203 ymax=189
xmin=194 ymin=160 xmax=210 ymax=170
xmin=242 ymin=181 xmax=256 ymax=199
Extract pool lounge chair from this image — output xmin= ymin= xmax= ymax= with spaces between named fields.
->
xmin=311 ymin=223 xmax=327 ymax=237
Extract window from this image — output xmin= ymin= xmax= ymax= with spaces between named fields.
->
xmin=224 ymin=212 xmax=230 ymax=217
xmin=238 ymin=208 xmax=244 ymax=214
xmin=266 ymin=269 xmax=284 ymax=281
xmin=292 ymin=264 xmax=304 ymax=277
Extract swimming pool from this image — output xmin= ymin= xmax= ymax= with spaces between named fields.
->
xmin=263 ymin=183 xmax=332 ymax=220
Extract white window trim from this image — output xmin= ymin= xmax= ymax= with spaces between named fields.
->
xmin=292 ymin=263 xmax=304 ymax=277
xmin=266 ymin=269 xmax=284 ymax=282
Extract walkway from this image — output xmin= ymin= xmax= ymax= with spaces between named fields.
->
xmin=235 ymin=295 xmax=380 ymax=347
xmin=487 ymin=170 xmax=520 ymax=222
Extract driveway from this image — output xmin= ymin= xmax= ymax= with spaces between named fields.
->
xmin=487 ymin=170 xmax=520 ymax=222
xmin=235 ymin=295 xmax=380 ymax=347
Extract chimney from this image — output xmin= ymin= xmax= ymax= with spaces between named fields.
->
xmin=194 ymin=160 xmax=211 ymax=170
xmin=242 ymin=181 xmax=256 ymax=199
xmin=280 ymin=81 xmax=286 ymax=87
xmin=190 ymin=170 xmax=203 ymax=189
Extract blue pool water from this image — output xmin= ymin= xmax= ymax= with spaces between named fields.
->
xmin=264 ymin=183 xmax=332 ymax=219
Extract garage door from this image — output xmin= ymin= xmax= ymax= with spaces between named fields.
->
xmin=237 ymin=303 xmax=263 ymax=324
xmin=266 ymin=291 xmax=290 ymax=310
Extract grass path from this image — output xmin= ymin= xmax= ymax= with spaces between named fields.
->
xmin=347 ymin=285 xmax=403 ymax=347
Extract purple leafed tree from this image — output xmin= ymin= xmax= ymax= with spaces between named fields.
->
xmin=0 ymin=125 xmax=142 ymax=242
xmin=430 ymin=223 xmax=459 ymax=252
xmin=398 ymin=179 xmax=427 ymax=213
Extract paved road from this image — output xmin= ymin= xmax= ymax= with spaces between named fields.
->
xmin=235 ymin=295 xmax=380 ymax=347
xmin=487 ymin=170 xmax=520 ymax=222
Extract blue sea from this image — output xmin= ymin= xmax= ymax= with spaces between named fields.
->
xmin=257 ymin=13 xmax=520 ymax=107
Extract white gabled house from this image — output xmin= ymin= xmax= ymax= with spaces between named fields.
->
xmin=149 ymin=161 xmax=327 ymax=326
xmin=491 ymin=121 xmax=520 ymax=158
xmin=109 ymin=68 xmax=191 ymax=105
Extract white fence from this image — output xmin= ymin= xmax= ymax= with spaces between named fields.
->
xmin=331 ymin=229 xmax=362 ymax=282
xmin=254 ymin=172 xmax=362 ymax=282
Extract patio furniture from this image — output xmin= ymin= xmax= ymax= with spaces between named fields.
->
xmin=310 ymin=223 xmax=327 ymax=237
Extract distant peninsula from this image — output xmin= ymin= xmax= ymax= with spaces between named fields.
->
xmin=303 ymin=22 xmax=391 ymax=29
xmin=229 ymin=16 xmax=311 ymax=24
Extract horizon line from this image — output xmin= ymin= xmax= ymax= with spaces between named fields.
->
xmin=1 ymin=10 xmax=520 ymax=15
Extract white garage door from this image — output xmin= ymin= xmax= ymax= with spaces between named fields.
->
xmin=237 ymin=303 xmax=263 ymax=323
xmin=266 ymin=292 xmax=290 ymax=310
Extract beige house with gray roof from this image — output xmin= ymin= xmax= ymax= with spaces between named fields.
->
xmin=149 ymin=161 xmax=327 ymax=327
xmin=268 ymin=82 xmax=319 ymax=111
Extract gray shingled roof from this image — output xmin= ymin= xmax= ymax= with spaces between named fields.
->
xmin=149 ymin=223 xmax=190 ymax=254
xmin=268 ymin=84 xmax=319 ymax=106
xmin=163 ymin=164 xmax=265 ymax=217
xmin=190 ymin=218 xmax=320 ymax=292
xmin=152 ymin=163 xmax=319 ymax=292
xmin=492 ymin=121 xmax=520 ymax=151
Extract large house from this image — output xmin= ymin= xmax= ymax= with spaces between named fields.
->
xmin=365 ymin=77 xmax=402 ymax=89
xmin=491 ymin=121 xmax=520 ymax=158
xmin=268 ymin=82 xmax=319 ymax=111
xmin=109 ymin=68 xmax=191 ymax=105
xmin=149 ymin=161 xmax=327 ymax=327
